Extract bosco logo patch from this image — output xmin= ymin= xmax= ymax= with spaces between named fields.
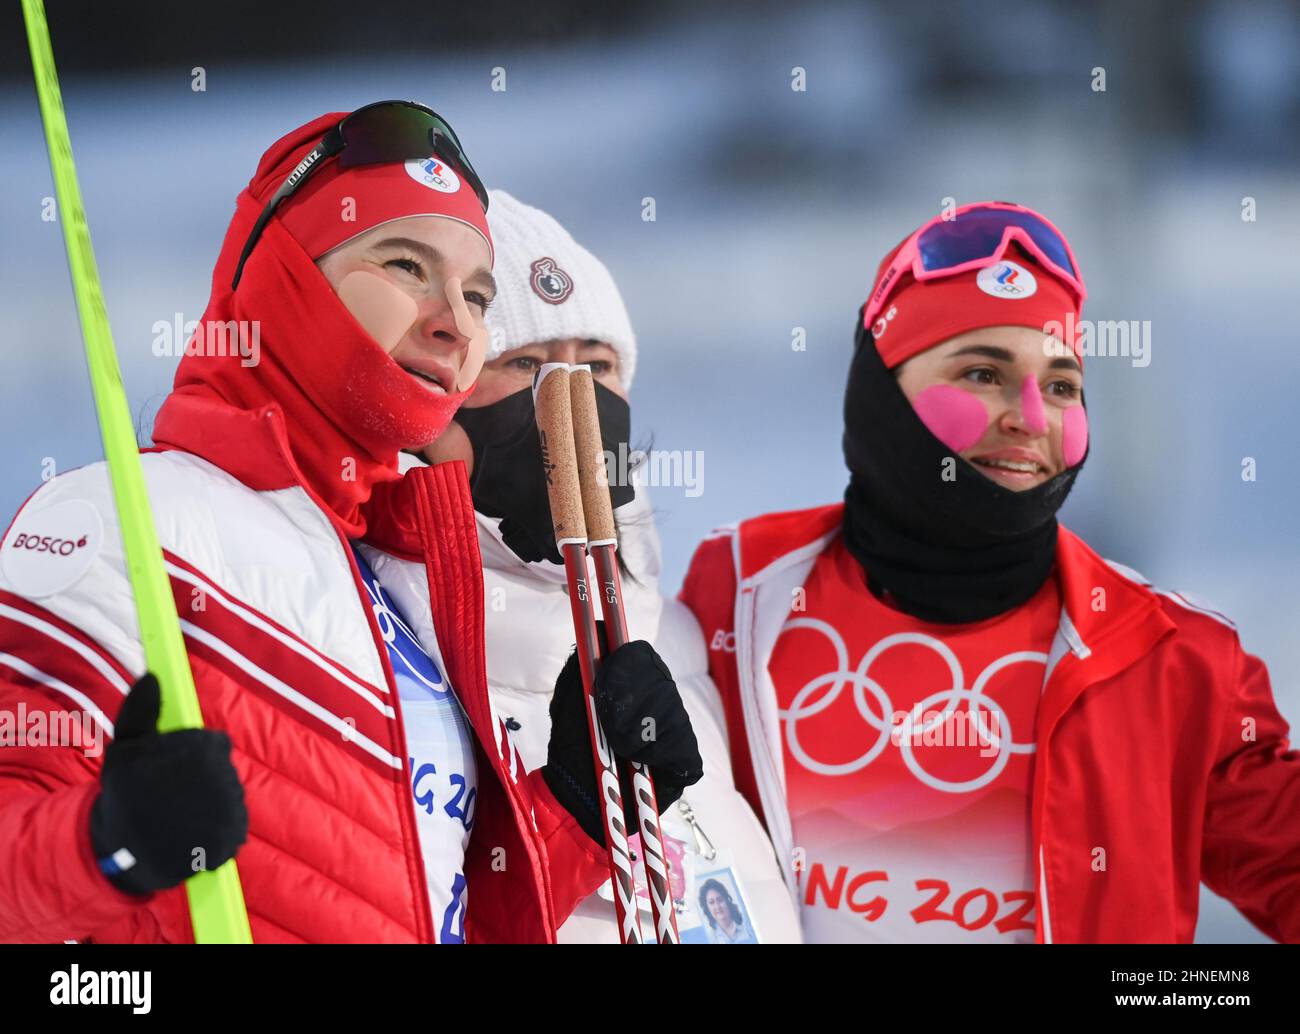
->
xmin=1 ymin=498 xmax=103 ymax=598
xmin=529 ymin=257 xmax=574 ymax=304
xmin=404 ymin=157 xmax=462 ymax=195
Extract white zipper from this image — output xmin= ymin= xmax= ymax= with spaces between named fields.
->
xmin=736 ymin=584 xmax=798 ymax=895
xmin=1038 ymin=844 xmax=1054 ymax=944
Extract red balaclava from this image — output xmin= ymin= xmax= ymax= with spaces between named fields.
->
xmin=152 ymin=110 xmax=493 ymax=537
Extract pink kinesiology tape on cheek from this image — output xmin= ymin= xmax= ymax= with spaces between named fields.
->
xmin=912 ymin=385 xmax=989 ymax=452
xmin=1020 ymin=374 xmax=1048 ymax=434
xmin=1062 ymin=405 xmax=1089 ymax=466
xmin=337 ymin=270 xmax=419 ymax=353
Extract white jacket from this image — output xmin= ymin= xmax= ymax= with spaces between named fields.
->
xmin=0 ymin=410 xmax=609 ymax=943
xmin=471 ymin=487 xmax=802 ymax=943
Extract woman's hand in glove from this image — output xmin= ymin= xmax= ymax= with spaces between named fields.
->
xmin=90 ymin=674 xmax=248 ymax=896
xmin=543 ymin=633 xmax=703 ymax=846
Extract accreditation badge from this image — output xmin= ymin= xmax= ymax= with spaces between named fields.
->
xmin=596 ymin=796 xmax=762 ymax=943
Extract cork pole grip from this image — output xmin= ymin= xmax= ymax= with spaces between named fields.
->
xmin=569 ymin=365 xmax=618 ymax=547
xmin=532 ymin=363 xmax=587 ymax=548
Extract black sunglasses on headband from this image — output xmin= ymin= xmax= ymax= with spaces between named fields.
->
xmin=231 ymin=100 xmax=489 ymax=290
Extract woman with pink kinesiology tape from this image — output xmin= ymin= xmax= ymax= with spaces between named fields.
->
xmin=680 ymin=201 xmax=1300 ymax=945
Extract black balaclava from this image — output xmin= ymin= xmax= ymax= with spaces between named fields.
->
xmin=454 ymin=381 xmax=634 ymax=563
xmin=841 ymin=310 xmax=1089 ymax=624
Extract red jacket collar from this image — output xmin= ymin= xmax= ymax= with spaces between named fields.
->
xmin=737 ymin=502 xmax=1176 ymax=655
xmin=152 ymin=391 xmax=413 ymax=542
xmin=151 ymin=392 xmax=303 ymax=493
xmin=1053 ymin=524 xmax=1176 ymax=655
xmin=1039 ymin=524 xmax=1177 ymax=740
xmin=150 ymin=391 xmax=471 ymax=566
xmin=362 ymin=464 xmax=466 ymax=561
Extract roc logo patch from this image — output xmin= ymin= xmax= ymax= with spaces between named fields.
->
xmin=976 ymin=259 xmax=1037 ymax=300
xmin=530 ymin=257 xmax=574 ymax=304
xmin=404 ymin=157 xmax=462 ymax=194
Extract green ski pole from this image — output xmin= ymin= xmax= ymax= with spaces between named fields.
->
xmin=20 ymin=0 xmax=253 ymax=944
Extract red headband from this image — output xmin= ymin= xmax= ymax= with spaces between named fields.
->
xmin=248 ymin=111 xmax=493 ymax=265
xmin=869 ymin=243 xmax=1081 ymax=370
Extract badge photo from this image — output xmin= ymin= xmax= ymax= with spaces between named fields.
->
xmin=677 ymin=851 xmax=761 ymax=945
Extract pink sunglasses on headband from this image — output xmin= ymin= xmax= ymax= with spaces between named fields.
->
xmin=863 ymin=201 xmax=1088 ymax=331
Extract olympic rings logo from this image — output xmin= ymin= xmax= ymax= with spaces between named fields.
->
xmin=777 ymin=617 xmax=1045 ymax=793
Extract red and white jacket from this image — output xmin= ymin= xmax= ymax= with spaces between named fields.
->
xmin=680 ymin=503 xmax=1300 ymax=943
xmin=0 ymin=396 xmax=606 ymax=943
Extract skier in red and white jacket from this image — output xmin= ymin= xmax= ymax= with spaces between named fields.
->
xmin=680 ymin=202 xmax=1300 ymax=944
xmin=0 ymin=104 xmax=699 ymax=943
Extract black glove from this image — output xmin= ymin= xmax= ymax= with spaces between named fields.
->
xmin=90 ymin=674 xmax=248 ymax=896
xmin=499 ymin=515 xmax=563 ymax=565
xmin=543 ymin=633 xmax=703 ymax=847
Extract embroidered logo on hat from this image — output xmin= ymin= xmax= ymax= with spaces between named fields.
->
xmin=976 ymin=259 xmax=1037 ymax=300
xmin=529 ymin=257 xmax=574 ymax=304
xmin=871 ymin=304 xmax=899 ymax=339
xmin=404 ymin=157 xmax=462 ymax=194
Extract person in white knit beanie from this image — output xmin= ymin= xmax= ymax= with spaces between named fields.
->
xmin=481 ymin=189 xmax=638 ymax=387
xmin=411 ymin=189 xmax=802 ymax=945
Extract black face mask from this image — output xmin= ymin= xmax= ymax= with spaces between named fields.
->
xmin=454 ymin=382 xmax=634 ymax=563
xmin=841 ymin=312 xmax=1089 ymax=624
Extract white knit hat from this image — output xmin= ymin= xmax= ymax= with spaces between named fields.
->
xmin=484 ymin=189 xmax=638 ymax=388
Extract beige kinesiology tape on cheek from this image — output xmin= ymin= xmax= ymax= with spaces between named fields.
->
xmin=336 ymin=270 xmax=420 ymax=353
xmin=445 ymin=277 xmax=488 ymax=391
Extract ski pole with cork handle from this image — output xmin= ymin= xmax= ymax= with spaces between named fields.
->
xmin=533 ymin=363 xmax=644 ymax=945
xmin=20 ymin=0 xmax=252 ymax=943
xmin=568 ymin=365 xmax=681 ymax=944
